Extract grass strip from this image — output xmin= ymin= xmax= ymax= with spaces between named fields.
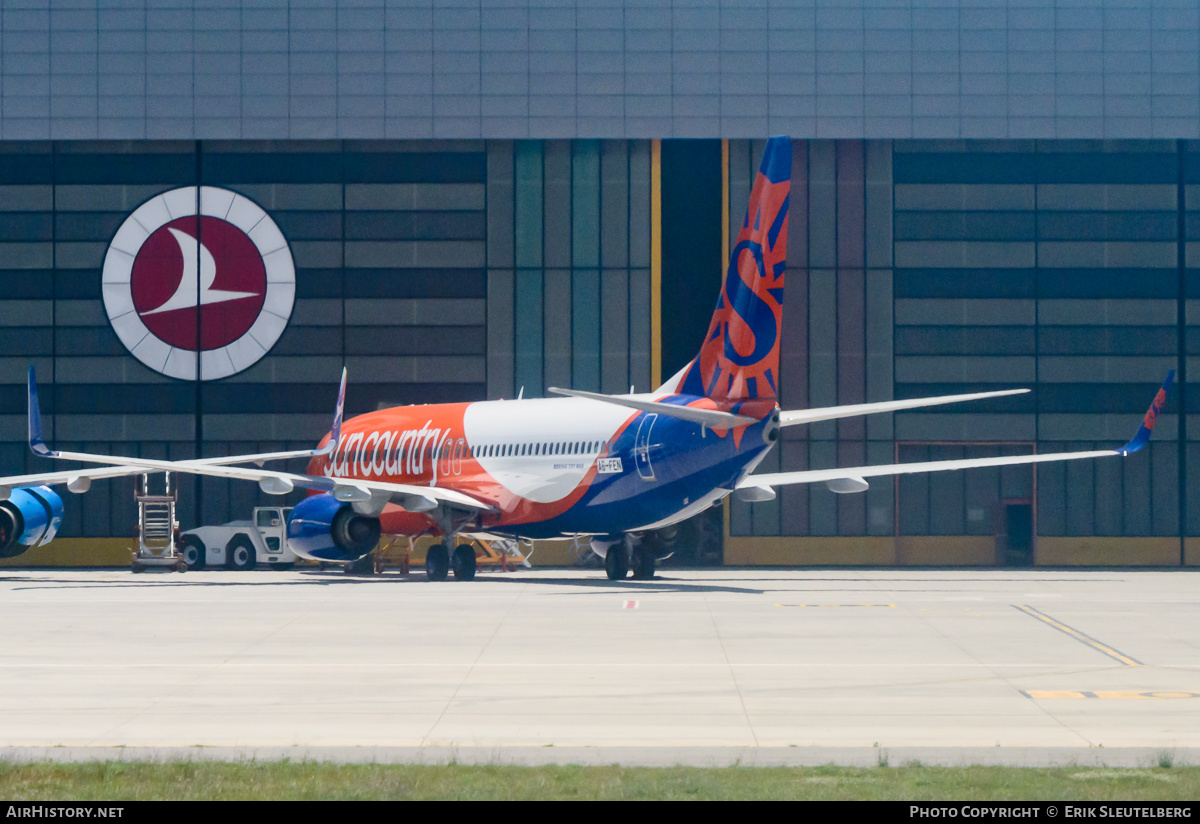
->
xmin=2 ymin=762 xmax=1200 ymax=801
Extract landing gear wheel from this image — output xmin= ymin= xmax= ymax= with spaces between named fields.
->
xmin=426 ymin=542 xmax=450 ymax=581
xmin=226 ymin=537 xmax=256 ymax=571
xmin=452 ymin=544 xmax=477 ymax=581
xmin=605 ymin=543 xmax=629 ymax=580
xmin=631 ymin=546 xmax=656 ymax=580
xmin=180 ymin=537 xmax=205 ymax=570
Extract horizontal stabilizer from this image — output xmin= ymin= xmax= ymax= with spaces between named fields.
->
xmin=547 ymin=387 xmax=758 ymax=429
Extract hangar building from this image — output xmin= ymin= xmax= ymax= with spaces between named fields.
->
xmin=0 ymin=1 xmax=1196 ymax=567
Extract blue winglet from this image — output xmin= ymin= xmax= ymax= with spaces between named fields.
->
xmin=1118 ymin=370 xmax=1175 ymax=456
xmin=27 ymin=367 xmax=56 ymax=458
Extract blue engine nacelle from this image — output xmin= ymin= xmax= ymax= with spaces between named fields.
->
xmin=286 ymin=492 xmax=381 ymax=562
xmin=0 ymin=486 xmax=63 ymax=559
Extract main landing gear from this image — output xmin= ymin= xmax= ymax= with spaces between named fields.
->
xmin=631 ymin=544 xmax=655 ymax=580
xmin=452 ymin=543 xmax=477 ymax=581
xmin=605 ymin=534 xmax=656 ymax=581
xmin=425 ymin=539 xmax=477 ymax=581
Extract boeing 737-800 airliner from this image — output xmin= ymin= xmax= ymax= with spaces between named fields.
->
xmin=2 ymin=137 xmax=1173 ymax=581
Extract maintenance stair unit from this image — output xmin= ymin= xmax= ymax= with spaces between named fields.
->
xmin=132 ymin=473 xmax=185 ymax=573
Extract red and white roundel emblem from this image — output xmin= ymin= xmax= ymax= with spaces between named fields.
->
xmin=102 ymin=186 xmax=295 ymax=381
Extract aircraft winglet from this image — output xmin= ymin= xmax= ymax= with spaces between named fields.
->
xmin=27 ymin=367 xmax=57 ymax=458
xmin=1118 ymin=370 xmax=1175 ymax=456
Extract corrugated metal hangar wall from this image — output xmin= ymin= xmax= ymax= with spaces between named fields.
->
xmin=1 ymin=1 xmax=1198 ymax=566
xmin=2 ymin=137 xmax=1199 ymax=566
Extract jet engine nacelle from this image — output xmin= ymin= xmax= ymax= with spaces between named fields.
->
xmin=286 ymin=492 xmax=381 ymax=562
xmin=0 ymin=485 xmax=63 ymax=559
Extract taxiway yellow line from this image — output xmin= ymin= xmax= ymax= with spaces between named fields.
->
xmin=775 ymin=604 xmax=895 ymax=608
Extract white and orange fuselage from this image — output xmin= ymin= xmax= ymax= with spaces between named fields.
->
xmin=307 ymin=394 xmax=780 ymax=540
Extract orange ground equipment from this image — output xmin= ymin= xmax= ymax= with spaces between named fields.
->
xmin=370 ymin=535 xmax=530 ymax=575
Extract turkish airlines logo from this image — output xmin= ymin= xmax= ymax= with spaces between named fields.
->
xmin=102 ymin=186 xmax=294 ymax=380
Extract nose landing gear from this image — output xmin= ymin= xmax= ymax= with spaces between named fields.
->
xmin=605 ymin=540 xmax=628 ymax=580
xmin=631 ymin=544 xmax=656 ymax=580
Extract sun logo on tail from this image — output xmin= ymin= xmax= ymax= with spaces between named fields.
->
xmin=682 ymin=138 xmax=791 ymax=403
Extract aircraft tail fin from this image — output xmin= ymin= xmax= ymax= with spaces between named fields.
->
xmin=676 ymin=136 xmax=791 ymax=403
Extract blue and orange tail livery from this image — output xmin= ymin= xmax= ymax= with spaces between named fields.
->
xmin=680 ymin=136 xmax=791 ymax=403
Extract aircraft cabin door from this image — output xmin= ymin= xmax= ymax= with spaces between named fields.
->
xmin=634 ymin=413 xmax=657 ymax=481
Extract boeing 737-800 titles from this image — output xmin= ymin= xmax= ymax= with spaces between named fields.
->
xmin=1 ymin=137 xmax=1174 ymax=581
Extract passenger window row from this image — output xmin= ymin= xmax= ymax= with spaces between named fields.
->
xmin=475 ymin=440 xmax=613 ymax=458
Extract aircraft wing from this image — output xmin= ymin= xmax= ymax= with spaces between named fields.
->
xmin=547 ymin=386 xmax=758 ymax=428
xmin=17 ymin=452 xmax=496 ymax=516
xmin=0 ymin=368 xmax=349 ymax=498
xmin=779 ymin=388 xmax=1029 ymax=427
xmin=741 ymin=372 xmax=1174 ymax=494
